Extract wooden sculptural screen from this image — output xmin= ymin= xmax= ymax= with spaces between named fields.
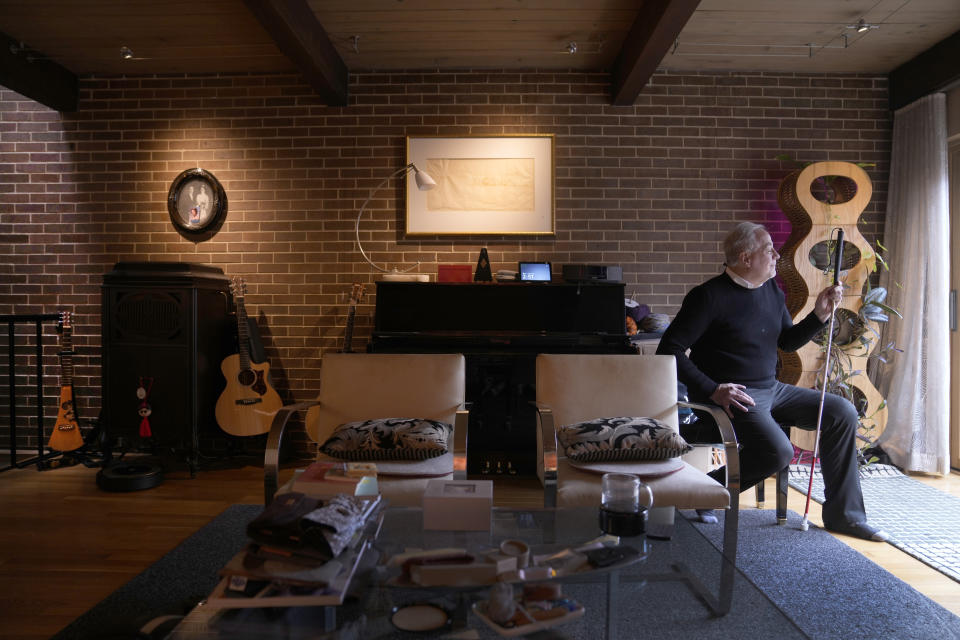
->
xmin=776 ymin=161 xmax=887 ymax=450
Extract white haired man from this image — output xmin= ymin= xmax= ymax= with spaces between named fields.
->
xmin=657 ymin=221 xmax=888 ymax=541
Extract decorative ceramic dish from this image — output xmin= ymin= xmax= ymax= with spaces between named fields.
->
xmin=390 ymin=602 xmax=453 ymax=633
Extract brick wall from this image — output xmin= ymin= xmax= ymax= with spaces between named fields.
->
xmin=0 ymin=69 xmax=891 ymax=452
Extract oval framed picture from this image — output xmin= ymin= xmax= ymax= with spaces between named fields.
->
xmin=167 ymin=168 xmax=227 ymax=240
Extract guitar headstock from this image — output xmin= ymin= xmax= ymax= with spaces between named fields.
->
xmin=349 ymin=283 xmax=366 ymax=307
xmin=229 ymin=276 xmax=248 ymax=300
xmin=57 ymin=310 xmax=73 ymax=334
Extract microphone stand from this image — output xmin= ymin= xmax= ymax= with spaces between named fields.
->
xmin=800 ymin=227 xmax=845 ymax=532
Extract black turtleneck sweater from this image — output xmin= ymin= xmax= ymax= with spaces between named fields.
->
xmin=656 ymin=272 xmax=825 ymax=399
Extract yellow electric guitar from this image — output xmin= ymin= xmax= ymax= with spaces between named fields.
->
xmin=48 ymin=311 xmax=84 ymax=452
xmin=215 ymin=277 xmax=282 ymax=436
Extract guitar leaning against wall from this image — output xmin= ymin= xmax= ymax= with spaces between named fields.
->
xmin=48 ymin=311 xmax=84 ymax=452
xmin=215 ymin=277 xmax=282 ymax=436
xmin=342 ymin=283 xmax=365 ymax=353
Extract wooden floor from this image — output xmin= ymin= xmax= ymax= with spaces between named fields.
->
xmin=0 ymin=458 xmax=958 ymax=639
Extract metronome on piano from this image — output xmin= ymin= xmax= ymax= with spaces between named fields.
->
xmin=474 ymin=248 xmax=492 ymax=282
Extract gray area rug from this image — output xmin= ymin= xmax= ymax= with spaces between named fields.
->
xmin=691 ymin=510 xmax=960 ymax=640
xmin=788 ymin=462 xmax=960 ymax=583
xmin=51 ymin=504 xmax=960 ymax=640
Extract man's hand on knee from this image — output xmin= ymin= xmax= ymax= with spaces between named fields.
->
xmin=710 ymin=383 xmax=756 ymax=418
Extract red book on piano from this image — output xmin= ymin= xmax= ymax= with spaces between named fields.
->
xmin=437 ymin=264 xmax=473 ymax=282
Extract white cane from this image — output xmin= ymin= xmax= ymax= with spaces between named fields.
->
xmin=800 ymin=227 xmax=844 ymax=532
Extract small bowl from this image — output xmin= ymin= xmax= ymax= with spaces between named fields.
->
xmin=499 ymin=539 xmax=530 ymax=569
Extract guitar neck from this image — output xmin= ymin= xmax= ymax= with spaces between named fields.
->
xmin=342 ymin=283 xmax=364 ymax=354
xmin=60 ymin=324 xmax=73 ymax=388
xmin=236 ymin=297 xmax=251 ymax=370
xmin=343 ymin=308 xmax=357 ymax=353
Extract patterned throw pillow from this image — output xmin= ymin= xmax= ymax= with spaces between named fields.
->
xmin=319 ymin=418 xmax=452 ymax=461
xmin=558 ymin=417 xmax=692 ymax=462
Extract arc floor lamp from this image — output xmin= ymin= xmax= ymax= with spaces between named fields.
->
xmin=355 ymin=162 xmax=435 ymax=282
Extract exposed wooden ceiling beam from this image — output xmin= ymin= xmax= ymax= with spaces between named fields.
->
xmin=0 ymin=30 xmax=77 ymax=112
xmin=243 ymin=0 xmax=348 ymax=106
xmin=611 ymin=0 xmax=701 ymax=106
xmin=889 ymin=29 xmax=960 ymax=111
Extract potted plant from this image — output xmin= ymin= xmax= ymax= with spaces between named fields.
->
xmin=815 ymin=242 xmax=902 ymax=464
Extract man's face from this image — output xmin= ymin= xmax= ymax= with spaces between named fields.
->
xmin=742 ymin=231 xmax=779 ymax=284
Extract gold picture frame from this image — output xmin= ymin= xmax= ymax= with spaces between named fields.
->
xmin=405 ymin=134 xmax=555 ymax=236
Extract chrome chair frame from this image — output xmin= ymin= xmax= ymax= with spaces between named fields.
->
xmin=536 ymin=398 xmax=740 ymax=616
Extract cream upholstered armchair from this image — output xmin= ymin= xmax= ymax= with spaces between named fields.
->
xmin=264 ymin=353 xmax=468 ymax=507
xmin=535 ymin=353 xmax=740 ymax=614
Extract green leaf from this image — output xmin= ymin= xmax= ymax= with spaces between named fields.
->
xmin=872 ymin=301 xmax=902 ymax=318
xmin=862 ymin=308 xmax=889 ymax=323
xmin=862 ymin=287 xmax=887 ymax=305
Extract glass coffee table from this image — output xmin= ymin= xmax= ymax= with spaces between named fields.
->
xmin=166 ymin=506 xmax=806 ymax=639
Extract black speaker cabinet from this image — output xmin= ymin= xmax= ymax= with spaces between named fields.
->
xmin=101 ymin=262 xmax=233 ymax=472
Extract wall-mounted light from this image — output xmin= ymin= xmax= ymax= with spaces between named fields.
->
xmin=120 ymin=46 xmax=134 ymax=60
xmin=566 ymin=41 xmax=578 ymax=54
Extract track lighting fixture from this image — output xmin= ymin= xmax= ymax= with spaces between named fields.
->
xmin=846 ymin=19 xmax=879 ymax=33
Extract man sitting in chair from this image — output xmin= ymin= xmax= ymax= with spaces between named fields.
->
xmin=656 ymin=221 xmax=888 ymax=542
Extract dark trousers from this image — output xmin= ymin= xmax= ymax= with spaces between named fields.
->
xmin=704 ymin=381 xmax=866 ymax=528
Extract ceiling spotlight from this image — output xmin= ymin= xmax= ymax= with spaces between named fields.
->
xmin=847 ymin=19 xmax=878 ymax=33
xmin=120 ymin=46 xmax=134 ymax=59
xmin=566 ymin=41 xmax=578 ymax=54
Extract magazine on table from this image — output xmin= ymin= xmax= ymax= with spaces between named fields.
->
xmin=207 ymin=494 xmax=383 ymax=608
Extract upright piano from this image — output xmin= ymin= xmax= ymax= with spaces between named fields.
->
xmin=369 ymin=281 xmax=631 ymax=476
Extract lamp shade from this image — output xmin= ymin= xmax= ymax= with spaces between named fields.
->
xmin=414 ymin=168 xmax=436 ymax=190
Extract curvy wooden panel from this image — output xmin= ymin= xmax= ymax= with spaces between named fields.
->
xmin=776 ymin=161 xmax=886 ymax=450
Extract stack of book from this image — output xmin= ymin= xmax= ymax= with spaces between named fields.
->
xmin=208 ymin=492 xmax=382 ymax=608
xmin=291 ymin=461 xmax=379 ymax=499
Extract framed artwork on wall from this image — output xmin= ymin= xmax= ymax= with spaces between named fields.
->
xmin=405 ymin=134 xmax=555 ymax=236
xmin=167 ymin=168 xmax=227 ymax=240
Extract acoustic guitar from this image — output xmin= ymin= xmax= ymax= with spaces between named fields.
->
xmin=215 ymin=277 xmax=282 ymax=436
xmin=342 ymin=283 xmax=365 ymax=353
xmin=48 ymin=311 xmax=84 ymax=452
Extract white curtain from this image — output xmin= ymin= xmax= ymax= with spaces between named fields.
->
xmin=877 ymin=93 xmax=950 ymax=474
